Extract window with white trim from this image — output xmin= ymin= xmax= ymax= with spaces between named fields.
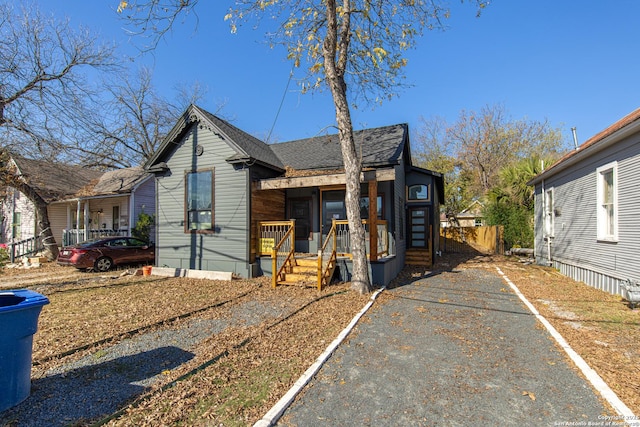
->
xmin=544 ymin=187 xmax=554 ymax=237
xmin=596 ymin=162 xmax=618 ymax=241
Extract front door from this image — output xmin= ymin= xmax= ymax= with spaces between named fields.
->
xmin=408 ymin=207 xmax=429 ymax=249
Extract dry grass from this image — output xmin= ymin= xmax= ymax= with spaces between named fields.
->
xmin=445 ymin=254 xmax=640 ymax=415
xmin=2 ymin=255 xmax=638 ymax=425
xmin=31 ymin=274 xmax=260 ymax=365
xmin=3 ymin=264 xmax=370 ymax=426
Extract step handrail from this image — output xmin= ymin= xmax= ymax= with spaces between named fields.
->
xmin=317 ymin=220 xmax=338 ymax=290
xmin=271 ymin=225 xmax=295 ymax=288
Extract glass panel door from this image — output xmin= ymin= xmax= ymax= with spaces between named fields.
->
xmin=409 ymin=207 xmax=429 ymax=248
xmin=322 ymin=190 xmax=346 ymax=233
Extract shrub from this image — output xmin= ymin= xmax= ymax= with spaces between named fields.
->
xmin=484 ymin=201 xmax=533 ymax=250
xmin=132 ymin=212 xmax=155 ymax=243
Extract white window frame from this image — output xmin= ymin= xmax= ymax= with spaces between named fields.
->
xmin=596 ymin=161 xmax=618 ymax=242
xmin=544 ymin=187 xmax=554 ymax=237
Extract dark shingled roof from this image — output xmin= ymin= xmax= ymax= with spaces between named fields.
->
xmin=11 ymin=155 xmax=104 ymax=203
xmin=271 ymin=124 xmax=408 ymax=170
xmin=147 ymin=105 xmax=410 ymax=173
xmin=197 ymin=107 xmax=284 ymax=169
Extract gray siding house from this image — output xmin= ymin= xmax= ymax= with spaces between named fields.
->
xmin=528 ymin=107 xmax=640 ymax=297
xmin=145 ymin=105 xmax=443 ymax=286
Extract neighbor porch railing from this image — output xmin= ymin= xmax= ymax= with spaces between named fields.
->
xmin=62 ymin=229 xmax=129 ymax=246
xmin=334 ymin=219 xmax=389 ymax=259
xmin=6 ymin=236 xmax=44 ymax=263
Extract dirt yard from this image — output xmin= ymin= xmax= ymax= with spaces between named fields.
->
xmin=0 ymin=254 xmax=637 ymax=426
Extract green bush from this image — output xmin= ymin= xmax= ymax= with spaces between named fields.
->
xmin=132 ymin=212 xmax=155 ymax=243
xmin=484 ymin=201 xmax=533 ymax=250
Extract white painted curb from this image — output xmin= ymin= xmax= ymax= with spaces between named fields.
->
xmin=496 ymin=267 xmax=639 ymax=427
xmin=253 ymin=287 xmax=386 ymax=427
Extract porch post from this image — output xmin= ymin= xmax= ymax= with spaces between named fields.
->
xmin=76 ymin=200 xmax=81 ymax=242
xmin=83 ymin=201 xmax=89 ymax=241
xmin=368 ymin=180 xmax=378 ymax=261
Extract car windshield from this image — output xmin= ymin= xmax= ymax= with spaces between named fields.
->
xmin=74 ymin=238 xmax=106 ymax=247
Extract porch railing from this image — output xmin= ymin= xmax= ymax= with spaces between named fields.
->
xmin=6 ymin=236 xmax=44 ymax=263
xmin=318 ymin=220 xmax=338 ymax=290
xmin=271 ymin=224 xmax=295 ymax=289
xmin=334 ymin=220 xmax=389 ymax=259
xmin=62 ymin=229 xmax=129 ymax=246
xmin=258 ymin=220 xmax=295 ymax=256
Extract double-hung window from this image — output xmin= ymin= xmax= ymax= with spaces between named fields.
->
xmin=186 ymin=169 xmax=214 ymax=232
xmin=596 ymin=162 xmax=618 ymax=241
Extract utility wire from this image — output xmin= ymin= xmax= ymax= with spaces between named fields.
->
xmin=266 ymin=67 xmax=294 ymax=144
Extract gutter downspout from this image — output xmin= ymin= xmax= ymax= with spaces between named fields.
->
xmin=541 ymin=160 xmax=552 ymax=266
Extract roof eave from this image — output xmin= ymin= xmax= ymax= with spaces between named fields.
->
xmin=225 ymin=155 xmax=285 ymax=172
xmin=528 ymin=117 xmax=640 ymax=186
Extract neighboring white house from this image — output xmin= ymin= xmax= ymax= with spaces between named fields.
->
xmin=1 ymin=155 xmax=155 ymax=257
xmin=51 ymin=166 xmax=156 ymax=246
xmin=527 ymin=107 xmax=640 ymax=297
xmin=1 ymin=155 xmax=103 ymax=246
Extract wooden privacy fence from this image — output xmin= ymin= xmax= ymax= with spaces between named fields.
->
xmin=439 ymin=225 xmax=504 ymax=255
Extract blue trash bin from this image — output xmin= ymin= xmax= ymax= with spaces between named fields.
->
xmin=0 ymin=289 xmax=49 ymax=412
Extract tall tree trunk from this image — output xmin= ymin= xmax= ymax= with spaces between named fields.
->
xmin=323 ymin=0 xmax=371 ymax=294
xmin=17 ymin=182 xmax=59 ymax=261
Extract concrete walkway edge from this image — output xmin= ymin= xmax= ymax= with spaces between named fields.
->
xmin=253 ymin=287 xmax=386 ymax=427
xmin=496 ymin=267 xmax=639 ymax=427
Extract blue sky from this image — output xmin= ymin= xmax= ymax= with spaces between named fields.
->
xmin=43 ymin=1 xmax=640 ymax=148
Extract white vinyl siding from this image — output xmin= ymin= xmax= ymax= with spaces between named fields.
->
xmin=596 ymin=162 xmax=618 ymax=242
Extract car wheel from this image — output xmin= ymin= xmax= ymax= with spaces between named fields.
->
xmin=94 ymin=257 xmax=113 ymax=272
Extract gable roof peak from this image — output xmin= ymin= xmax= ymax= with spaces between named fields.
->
xmin=146 ymin=104 xmax=284 ymax=171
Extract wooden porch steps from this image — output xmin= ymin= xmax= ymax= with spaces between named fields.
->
xmin=279 ymin=257 xmax=318 ymax=287
xmin=405 ymin=249 xmax=432 ymax=267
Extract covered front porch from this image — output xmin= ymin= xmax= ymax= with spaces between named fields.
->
xmin=251 ymin=168 xmax=408 ymax=288
xmin=257 ymin=218 xmax=395 ymax=289
xmin=51 ymin=195 xmax=133 ymax=246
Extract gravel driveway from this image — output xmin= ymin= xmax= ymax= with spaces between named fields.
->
xmin=0 ymin=298 xmax=291 ymax=427
xmin=277 ymin=267 xmax=613 ymax=426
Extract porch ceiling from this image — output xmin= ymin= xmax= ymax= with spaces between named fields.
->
xmin=255 ymin=168 xmax=396 ymax=190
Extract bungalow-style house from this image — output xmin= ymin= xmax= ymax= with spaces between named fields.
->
xmin=441 ymin=200 xmax=485 ymax=228
xmin=52 ymin=166 xmax=156 ymax=246
xmin=0 ymin=155 xmax=155 ymax=259
xmin=528 ymin=107 xmax=640 ymax=297
xmin=145 ymin=104 xmax=443 ymax=287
